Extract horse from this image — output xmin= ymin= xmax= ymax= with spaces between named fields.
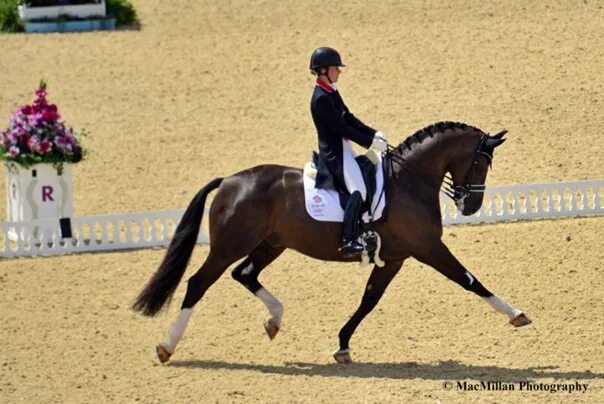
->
xmin=132 ymin=121 xmax=532 ymax=364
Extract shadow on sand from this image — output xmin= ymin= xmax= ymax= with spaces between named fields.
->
xmin=169 ymin=359 xmax=603 ymax=381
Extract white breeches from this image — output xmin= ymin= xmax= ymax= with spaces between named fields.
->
xmin=342 ymin=139 xmax=367 ymax=200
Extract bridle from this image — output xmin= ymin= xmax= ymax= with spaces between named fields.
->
xmin=385 ymin=131 xmax=505 ymax=210
xmin=441 ymin=134 xmax=494 ymax=210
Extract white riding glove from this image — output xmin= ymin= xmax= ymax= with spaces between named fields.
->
xmin=374 ymin=131 xmax=388 ymax=142
xmin=370 ymin=131 xmax=388 ymax=153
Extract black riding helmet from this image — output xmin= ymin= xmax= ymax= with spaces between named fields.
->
xmin=309 ymin=47 xmax=345 ymax=75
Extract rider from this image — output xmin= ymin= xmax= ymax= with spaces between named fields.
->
xmin=309 ymin=47 xmax=388 ymax=257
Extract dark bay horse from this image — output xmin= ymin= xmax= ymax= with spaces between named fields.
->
xmin=133 ymin=121 xmax=532 ymax=364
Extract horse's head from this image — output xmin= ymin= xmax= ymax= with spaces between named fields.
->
xmin=445 ymin=130 xmax=507 ymax=215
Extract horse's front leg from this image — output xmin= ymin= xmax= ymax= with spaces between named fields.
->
xmin=414 ymin=240 xmax=531 ymax=327
xmin=334 ymin=259 xmax=405 ymax=364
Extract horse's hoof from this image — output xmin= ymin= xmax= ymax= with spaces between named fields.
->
xmin=510 ymin=312 xmax=532 ymax=327
xmin=264 ymin=318 xmax=280 ymax=340
xmin=156 ymin=344 xmax=172 ymax=363
xmin=333 ymin=349 xmax=353 ymax=364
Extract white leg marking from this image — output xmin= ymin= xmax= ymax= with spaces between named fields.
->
xmin=465 ymin=271 xmax=475 ymax=285
xmin=241 ymin=257 xmax=254 ymax=275
xmin=162 ymin=308 xmax=193 ymax=353
xmin=255 ymin=287 xmax=283 ymax=327
xmin=483 ymin=295 xmax=523 ymax=320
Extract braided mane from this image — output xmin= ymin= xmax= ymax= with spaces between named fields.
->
xmin=397 ymin=121 xmax=484 ymax=152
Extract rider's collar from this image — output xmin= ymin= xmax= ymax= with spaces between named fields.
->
xmin=315 ymin=79 xmax=337 ymax=93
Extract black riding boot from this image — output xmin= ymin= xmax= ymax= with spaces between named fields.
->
xmin=339 ymin=191 xmax=365 ymax=257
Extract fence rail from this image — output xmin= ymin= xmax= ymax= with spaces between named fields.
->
xmin=0 ymin=210 xmax=209 ymax=258
xmin=1 ymin=180 xmax=602 ymax=258
xmin=441 ymin=179 xmax=603 ymax=224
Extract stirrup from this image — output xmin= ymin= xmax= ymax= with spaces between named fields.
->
xmin=359 ymin=231 xmax=385 ymax=268
xmin=339 ymin=240 xmax=364 ymax=257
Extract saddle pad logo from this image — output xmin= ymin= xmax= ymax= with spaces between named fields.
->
xmin=310 ymin=193 xmax=326 ymax=217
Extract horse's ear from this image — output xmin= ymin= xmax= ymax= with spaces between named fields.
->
xmin=492 ymin=130 xmax=508 ymax=139
xmin=485 ymin=137 xmax=506 ymax=149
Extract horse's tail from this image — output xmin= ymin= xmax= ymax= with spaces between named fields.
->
xmin=132 ymin=177 xmax=224 ymax=316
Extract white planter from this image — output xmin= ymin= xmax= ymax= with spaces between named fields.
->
xmin=5 ymin=162 xmax=73 ymax=242
xmin=18 ymin=1 xmax=106 ymax=21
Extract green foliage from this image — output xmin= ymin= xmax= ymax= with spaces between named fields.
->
xmin=0 ymin=0 xmax=24 ymax=33
xmin=106 ymin=0 xmax=137 ymax=26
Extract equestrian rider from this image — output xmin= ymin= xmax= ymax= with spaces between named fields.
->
xmin=309 ymin=47 xmax=388 ymax=257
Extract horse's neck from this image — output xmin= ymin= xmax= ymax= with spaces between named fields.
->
xmin=394 ymin=130 xmax=478 ymax=189
xmin=396 ymin=136 xmax=449 ymax=186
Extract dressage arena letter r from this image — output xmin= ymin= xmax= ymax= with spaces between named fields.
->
xmin=42 ymin=185 xmax=54 ymax=202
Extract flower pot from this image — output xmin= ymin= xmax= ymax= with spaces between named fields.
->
xmin=24 ymin=17 xmax=116 ymax=33
xmin=17 ymin=1 xmax=106 ymax=21
xmin=5 ymin=162 xmax=73 ymax=242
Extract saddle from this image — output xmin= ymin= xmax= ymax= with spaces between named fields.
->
xmin=303 ymin=149 xmax=386 ymax=223
xmin=310 ymin=151 xmax=377 ymax=212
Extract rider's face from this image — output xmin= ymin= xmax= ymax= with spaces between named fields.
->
xmin=327 ymin=66 xmax=341 ymax=83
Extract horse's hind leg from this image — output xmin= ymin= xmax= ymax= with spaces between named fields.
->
xmin=415 ymin=240 xmax=531 ymax=327
xmin=231 ymin=240 xmax=285 ymax=340
xmin=156 ymin=251 xmax=241 ymax=362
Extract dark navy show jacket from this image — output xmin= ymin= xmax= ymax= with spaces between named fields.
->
xmin=310 ymin=80 xmax=377 ymax=193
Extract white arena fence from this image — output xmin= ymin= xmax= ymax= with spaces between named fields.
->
xmin=1 ymin=179 xmax=602 ymax=258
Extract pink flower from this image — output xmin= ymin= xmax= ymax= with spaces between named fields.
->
xmin=10 ymin=115 xmax=25 ymax=128
xmin=38 ymin=140 xmax=52 ymax=154
xmin=41 ymin=109 xmax=58 ymax=122
xmin=27 ymin=114 xmax=39 ymax=127
xmin=55 ymin=135 xmax=73 ymax=152
xmin=10 ymin=126 xmax=24 ymax=138
xmin=21 ymin=105 xmax=33 ymax=115
xmin=18 ymin=133 xmax=31 ymax=148
xmin=9 ymin=146 xmax=19 ymax=157
xmin=6 ymin=132 xmax=17 ymax=145
xmin=28 ymin=136 xmax=39 ymax=150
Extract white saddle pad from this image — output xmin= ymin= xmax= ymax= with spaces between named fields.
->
xmin=303 ymin=153 xmax=386 ymax=223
